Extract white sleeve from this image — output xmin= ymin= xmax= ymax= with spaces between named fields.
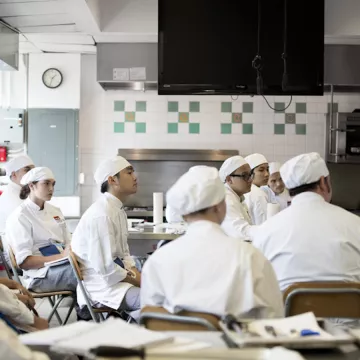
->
xmin=6 ymin=215 xmax=34 ymax=266
xmin=0 ymin=320 xmax=50 ymax=360
xmin=251 ymin=251 xmax=284 ymax=318
xmin=87 ymin=216 xmax=129 ymax=286
xmin=140 ymin=259 xmax=165 ymax=307
xmin=252 ymin=195 xmax=268 ymax=225
xmin=222 ymin=197 xmax=257 ymax=240
xmin=0 ymin=285 xmax=34 ymax=326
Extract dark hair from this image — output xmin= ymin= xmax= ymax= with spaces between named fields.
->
xmin=19 ymin=181 xmax=38 ymax=200
xmin=289 ymin=180 xmax=321 ymax=197
xmin=100 ymin=172 xmax=120 ymax=193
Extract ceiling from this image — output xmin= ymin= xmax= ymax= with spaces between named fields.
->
xmin=0 ymin=0 xmax=157 ymax=54
xmin=1 ymin=0 xmax=360 ymax=55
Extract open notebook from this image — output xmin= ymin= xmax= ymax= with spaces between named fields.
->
xmin=44 ymin=257 xmax=69 ymax=267
xmin=21 ymin=318 xmax=173 ymax=356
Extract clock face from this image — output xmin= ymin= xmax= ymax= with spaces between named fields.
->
xmin=42 ymin=68 xmax=63 ymax=89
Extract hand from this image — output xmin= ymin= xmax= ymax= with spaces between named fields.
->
xmin=32 ymin=316 xmax=49 ymax=330
xmin=62 ymin=245 xmax=70 ymax=257
xmin=130 ymin=267 xmax=141 ymax=287
xmin=16 ymin=284 xmax=35 ymax=307
xmin=17 ymin=294 xmax=36 ymax=308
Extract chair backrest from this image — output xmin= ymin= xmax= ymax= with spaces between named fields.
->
xmin=68 ymin=249 xmax=83 ymax=281
xmin=140 ymin=306 xmax=220 ymax=331
xmin=283 ymin=282 xmax=360 ymax=318
xmin=7 ymin=246 xmax=22 ymax=284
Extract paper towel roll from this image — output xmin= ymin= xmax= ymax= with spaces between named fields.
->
xmin=267 ymin=203 xmax=281 ymax=219
xmin=153 ymin=192 xmax=164 ymax=224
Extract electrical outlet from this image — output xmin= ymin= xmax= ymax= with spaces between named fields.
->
xmin=285 ymin=113 xmax=296 ymax=124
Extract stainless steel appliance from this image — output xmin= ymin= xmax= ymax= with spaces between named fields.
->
xmin=117 ymin=149 xmax=238 ymax=216
xmin=326 ymin=112 xmax=360 ymax=164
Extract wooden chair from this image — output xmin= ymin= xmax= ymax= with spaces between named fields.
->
xmin=283 ymin=282 xmax=360 ymax=318
xmin=140 ymin=306 xmax=220 ymax=331
xmin=68 ymin=249 xmax=124 ymax=323
xmin=8 ymin=246 xmax=75 ymax=325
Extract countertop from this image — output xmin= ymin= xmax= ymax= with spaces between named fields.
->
xmin=128 ymin=227 xmax=181 ymax=241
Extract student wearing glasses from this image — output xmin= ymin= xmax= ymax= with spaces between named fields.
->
xmin=219 ymin=156 xmax=256 ymax=241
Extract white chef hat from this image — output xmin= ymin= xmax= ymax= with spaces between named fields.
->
xmin=219 ymin=156 xmax=248 ymax=182
xmin=269 ymin=162 xmax=282 ymax=175
xmin=280 ymin=153 xmax=329 ymax=189
xmin=245 ymin=153 xmax=268 ymax=170
xmin=20 ymin=167 xmax=55 ymax=185
xmin=166 ymin=166 xmax=225 ymax=216
xmin=4 ymin=155 xmax=34 ymax=176
xmin=94 ymin=156 xmax=131 ymax=185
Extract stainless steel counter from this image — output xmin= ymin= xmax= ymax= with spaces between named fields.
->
xmin=128 ymin=228 xmax=180 ymax=241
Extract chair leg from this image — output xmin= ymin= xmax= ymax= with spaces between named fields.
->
xmin=99 ymin=312 xmax=105 ymax=322
xmin=63 ymin=297 xmax=76 ymax=325
xmin=0 ymin=252 xmax=12 ymax=279
xmin=47 ymin=296 xmax=64 ymax=325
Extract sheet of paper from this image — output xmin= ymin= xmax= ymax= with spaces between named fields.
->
xmin=52 ymin=318 xmax=173 ymax=355
xmin=20 ymin=321 xmax=96 ymax=345
xmin=44 ymin=257 xmax=69 ymax=267
xmin=148 ymin=337 xmax=212 ymax=354
xmin=248 ymin=312 xmax=333 ymax=339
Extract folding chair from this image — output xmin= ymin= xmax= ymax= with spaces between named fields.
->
xmin=8 ymin=246 xmax=75 ymax=325
xmin=283 ymin=282 xmax=360 ymax=318
xmin=0 ymin=236 xmax=13 ymax=279
xmin=69 ymin=249 xmax=125 ymax=323
xmin=140 ymin=306 xmax=220 ymax=331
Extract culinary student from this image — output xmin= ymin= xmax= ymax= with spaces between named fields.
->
xmin=261 ymin=162 xmax=291 ymax=211
xmin=244 ymin=153 xmax=269 ymax=225
xmin=0 ymin=155 xmax=35 ymax=262
xmin=141 ymin=166 xmax=284 ymax=319
xmin=219 ymin=155 xmax=257 ymax=241
xmin=5 ymin=167 xmax=76 ymax=294
xmin=71 ymin=156 xmax=141 ymax=320
xmin=252 ymin=153 xmax=360 ymax=293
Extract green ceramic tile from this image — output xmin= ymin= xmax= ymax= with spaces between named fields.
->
xmin=242 ymin=124 xmax=253 ymax=134
xmin=189 ymin=101 xmax=200 ymax=112
xmin=189 ymin=123 xmax=200 ymax=134
xmin=168 ymin=123 xmax=178 ymax=134
xmin=285 ymin=113 xmax=296 ymax=124
xmin=114 ymin=101 xmax=125 ymax=112
xmin=168 ymin=101 xmax=178 ymax=112
xmin=243 ymin=102 xmax=253 ymax=113
xmin=179 ymin=112 xmax=189 ymax=123
xmin=221 ymin=102 xmax=232 ymax=113
xmin=327 ymin=102 xmax=339 ymax=113
xmin=114 ymin=122 xmax=125 ymax=133
xmin=136 ymin=101 xmax=147 ymax=112
xmin=221 ymin=123 xmax=232 ymax=134
xmin=274 ymin=102 xmax=285 ymax=113
xmin=136 ymin=122 xmax=146 ymax=133
xmin=125 ymin=112 xmax=135 ymax=122
xmin=274 ymin=124 xmax=285 ymax=135
xmin=232 ymin=113 xmax=242 ymax=123
xmin=296 ymin=103 xmax=307 ymax=114
xmin=296 ymin=124 xmax=307 ymax=135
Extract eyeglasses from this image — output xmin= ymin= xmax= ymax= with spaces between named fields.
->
xmin=230 ymin=172 xmax=254 ymax=182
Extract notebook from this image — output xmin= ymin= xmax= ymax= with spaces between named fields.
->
xmin=39 ymin=244 xmax=61 ymax=256
xmin=51 ymin=318 xmax=173 ymax=356
xmin=44 ymin=257 xmax=69 ymax=267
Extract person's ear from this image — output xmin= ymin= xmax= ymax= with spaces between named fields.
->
xmin=29 ymin=182 xmax=35 ymax=191
xmin=318 ymin=176 xmax=328 ymax=193
xmin=226 ymin=175 xmax=232 ymax=184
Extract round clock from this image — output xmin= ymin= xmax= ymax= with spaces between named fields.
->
xmin=42 ymin=68 xmax=63 ymax=89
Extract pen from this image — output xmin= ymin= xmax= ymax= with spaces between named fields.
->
xmin=265 ymin=325 xmax=277 ymax=337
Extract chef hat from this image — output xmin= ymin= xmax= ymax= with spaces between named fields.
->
xmin=166 ymin=166 xmax=225 ymax=216
xmin=219 ymin=156 xmax=248 ymax=182
xmin=280 ymin=153 xmax=329 ymax=190
xmin=245 ymin=153 xmax=268 ymax=170
xmin=4 ymin=155 xmax=34 ymax=176
xmin=94 ymin=156 xmax=131 ymax=185
xmin=20 ymin=167 xmax=55 ymax=185
xmin=269 ymin=162 xmax=282 ymax=175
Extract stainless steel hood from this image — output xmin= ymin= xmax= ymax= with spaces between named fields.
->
xmin=97 ymin=43 xmax=157 ymax=91
xmin=0 ymin=21 xmax=19 ymax=71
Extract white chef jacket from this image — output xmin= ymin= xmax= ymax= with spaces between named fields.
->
xmin=0 ymin=320 xmax=49 ymax=360
xmin=0 ymin=284 xmax=34 ymax=327
xmin=244 ymin=184 xmax=269 ymax=225
xmin=141 ymin=220 xmax=284 ymax=319
xmin=261 ymin=186 xmax=291 ymax=211
xmin=221 ymin=184 xmax=257 ymax=241
xmin=71 ymin=193 xmax=135 ymax=309
xmin=5 ymin=198 xmax=71 ymax=288
xmin=252 ymin=192 xmax=360 ymax=291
